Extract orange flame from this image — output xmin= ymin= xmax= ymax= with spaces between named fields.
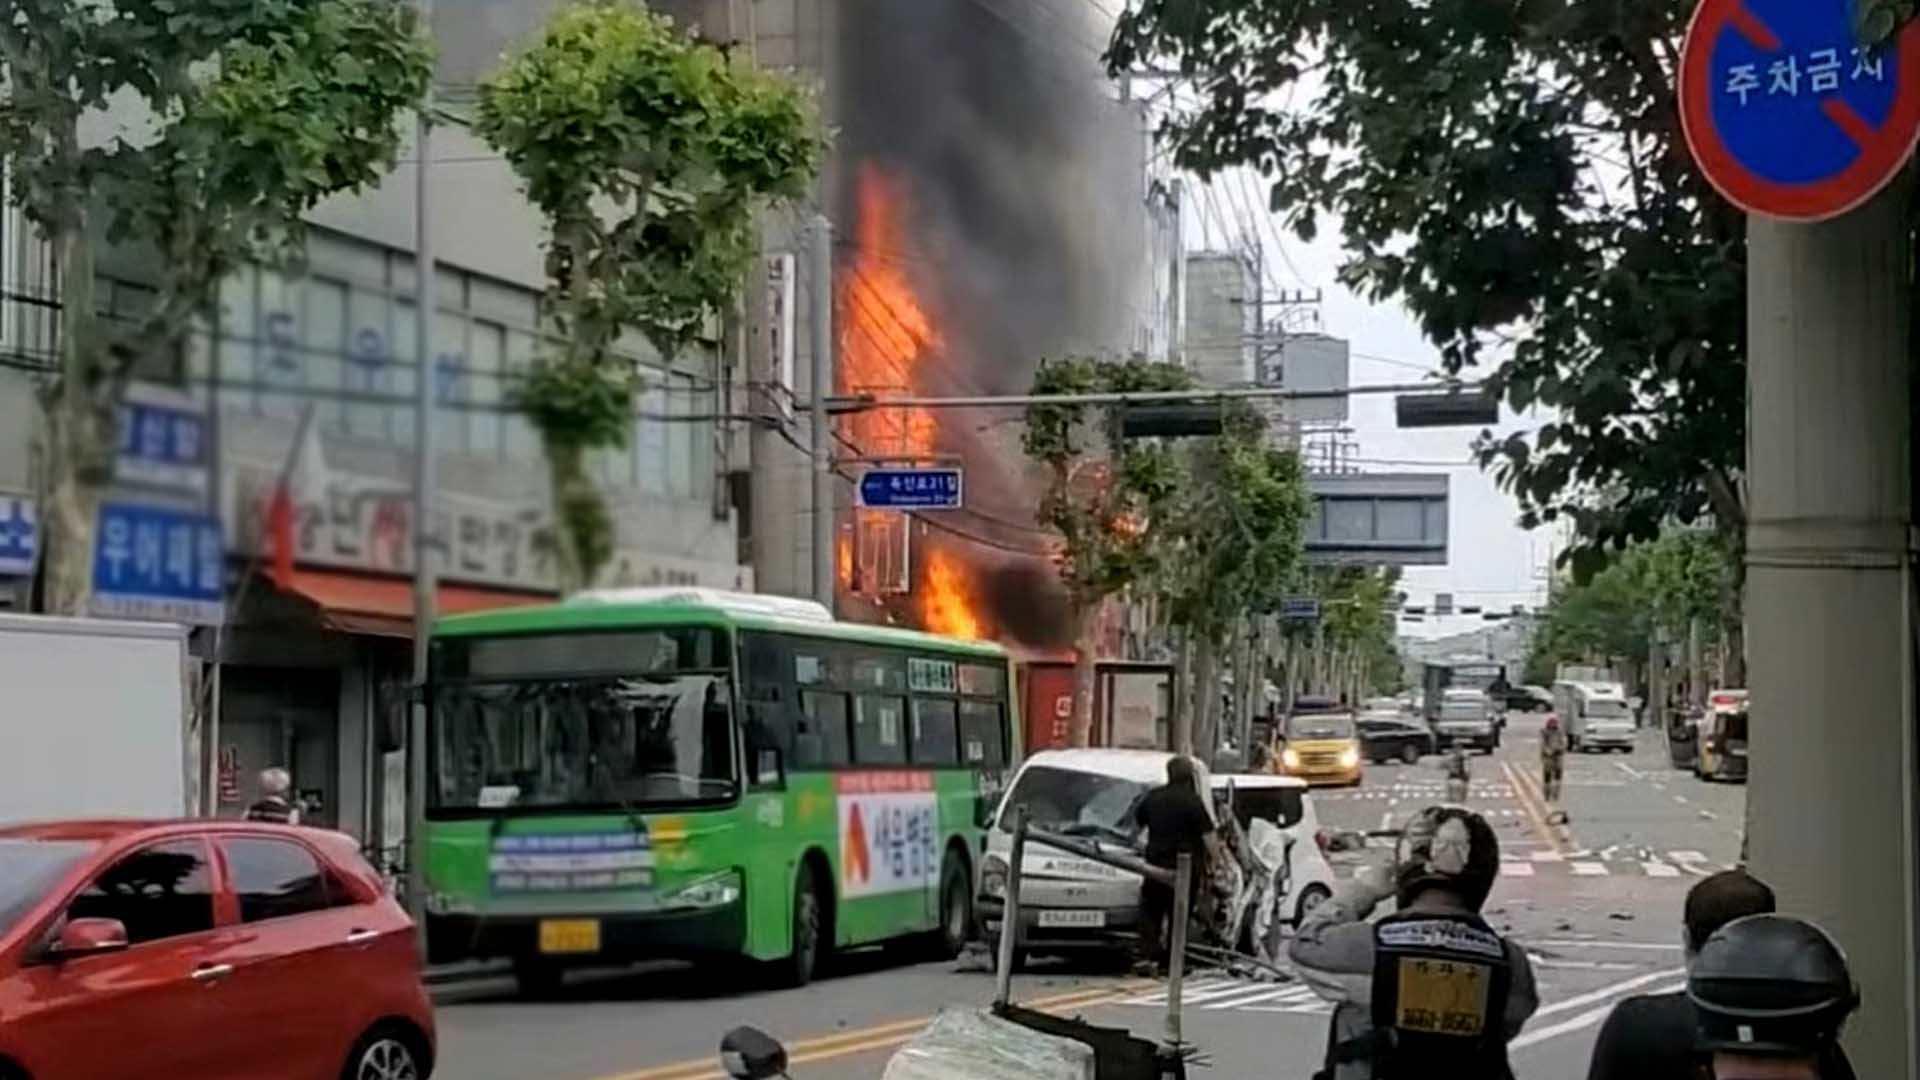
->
xmin=837 ymin=164 xmax=989 ymax=641
xmin=922 ymin=547 xmax=984 ymax=640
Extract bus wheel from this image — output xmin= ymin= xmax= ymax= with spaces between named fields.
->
xmin=780 ymin=865 xmax=825 ymax=988
xmin=935 ymin=852 xmax=973 ymax=958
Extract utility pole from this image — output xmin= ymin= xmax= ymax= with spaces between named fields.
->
xmin=1745 ymin=179 xmax=1915 ymax=1080
xmin=405 ymin=0 xmax=437 ymax=927
xmin=809 ymin=213 xmax=835 ymax=612
xmin=1169 ymin=178 xmax=1185 ymax=363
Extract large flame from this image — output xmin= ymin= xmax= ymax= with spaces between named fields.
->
xmin=838 ymin=164 xmax=987 ymax=640
xmin=922 ymin=548 xmax=983 ymax=640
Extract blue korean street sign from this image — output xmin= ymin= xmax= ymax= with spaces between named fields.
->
xmin=1678 ymin=0 xmax=1920 ymax=220
xmin=1279 ymin=596 xmax=1320 ymax=622
xmin=857 ymin=468 xmax=964 ymax=510
xmin=116 ymin=397 xmax=210 ymax=497
xmin=91 ymin=502 xmax=226 ymax=625
xmin=0 ymin=496 xmax=36 ymax=576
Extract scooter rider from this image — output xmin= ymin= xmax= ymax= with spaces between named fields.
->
xmin=1290 ymin=805 xmax=1538 ymax=1079
xmin=1688 ymin=914 xmax=1859 ymax=1079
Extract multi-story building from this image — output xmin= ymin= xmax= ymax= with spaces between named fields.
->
xmin=0 ymin=0 xmax=1173 ymax=843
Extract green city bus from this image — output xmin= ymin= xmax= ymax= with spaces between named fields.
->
xmin=420 ymin=589 xmax=1019 ymax=991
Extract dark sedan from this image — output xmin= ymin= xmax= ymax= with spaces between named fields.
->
xmin=1357 ymin=713 xmax=1436 ymax=765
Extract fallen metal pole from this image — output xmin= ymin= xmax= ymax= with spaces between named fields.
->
xmin=1166 ymin=852 xmax=1191 ymax=1051
xmin=993 ymin=806 xmax=1028 ymax=1009
xmin=1024 ymin=825 xmax=1175 ymax=886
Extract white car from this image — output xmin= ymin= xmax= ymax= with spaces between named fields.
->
xmin=977 ymin=749 xmax=1212 ymax=961
xmin=1212 ymin=773 xmax=1338 ymax=926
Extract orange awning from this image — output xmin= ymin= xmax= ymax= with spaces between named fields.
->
xmin=278 ymin=568 xmax=553 ymax=638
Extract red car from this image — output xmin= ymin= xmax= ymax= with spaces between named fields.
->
xmin=0 ymin=820 xmax=434 ymax=1080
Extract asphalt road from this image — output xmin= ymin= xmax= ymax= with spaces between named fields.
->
xmin=431 ymin=714 xmax=1745 ymax=1080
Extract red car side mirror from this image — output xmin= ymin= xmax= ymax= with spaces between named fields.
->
xmin=51 ymin=918 xmax=129 ymax=960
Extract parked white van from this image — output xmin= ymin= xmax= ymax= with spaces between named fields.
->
xmin=977 ymin=749 xmax=1212 ymax=964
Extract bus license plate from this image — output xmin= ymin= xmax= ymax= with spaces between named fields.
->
xmin=539 ymin=919 xmax=602 ymax=955
xmin=1036 ymin=909 xmax=1104 ymax=928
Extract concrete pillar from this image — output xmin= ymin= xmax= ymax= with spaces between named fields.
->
xmin=1745 ymin=178 xmax=1915 ymax=1080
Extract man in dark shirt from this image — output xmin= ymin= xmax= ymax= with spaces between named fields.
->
xmin=1132 ymin=755 xmax=1215 ymax=973
xmin=1586 ymin=869 xmax=1857 ymax=1080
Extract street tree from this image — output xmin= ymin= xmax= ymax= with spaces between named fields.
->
xmin=1023 ymin=356 xmax=1190 ymax=747
xmin=1107 ymin=0 xmax=1748 ymax=589
xmin=1527 ymin=528 xmax=1732 ymax=686
xmin=1281 ymin=565 xmax=1402 ymax=706
xmin=1158 ymin=410 xmax=1311 ymax=757
xmin=476 ymin=0 xmax=823 ymax=589
xmin=4 ymin=0 xmax=434 ymax=613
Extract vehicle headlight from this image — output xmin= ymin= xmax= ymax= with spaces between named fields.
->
xmin=1281 ymin=748 xmax=1302 ymax=769
xmin=980 ymin=854 xmax=1010 ymax=899
xmin=664 ymin=871 xmax=742 ymax=909
xmin=424 ymin=891 xmax=475 ymax=916
xmin=1338 ymin=748 xmax=1360 ymax=768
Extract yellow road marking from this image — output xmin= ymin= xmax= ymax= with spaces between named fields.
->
xmin=1502 ymin=758 xmax=1572 ymax=855
xmin=589 ymin=979 xmax=1145 ymax=1080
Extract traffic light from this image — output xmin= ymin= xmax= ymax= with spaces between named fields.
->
xmin=1395 ymin=387 xmax=1499 ymax=428
xmin=1119 ymin=403 xmax=1224 ymax=438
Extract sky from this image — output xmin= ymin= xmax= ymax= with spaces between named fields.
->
xmin=1183 ymin=174 xmax=1560 ymax=640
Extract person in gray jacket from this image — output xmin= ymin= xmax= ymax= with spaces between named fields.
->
xmin=1289 ymin=805 xmax=1537 ymax=1080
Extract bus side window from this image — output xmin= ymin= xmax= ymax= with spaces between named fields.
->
xmin=853 ymin=695 xmax=908 ymax=765
xmin=959 ymin=701 xmax=1006 ymax=768
xmin=799 ymin=690 xmax=852 ymax=767
xmin=745 ymin=701 xmax=791 ymax=788
xmin=910 ymin=699 xmax=959 ymax=766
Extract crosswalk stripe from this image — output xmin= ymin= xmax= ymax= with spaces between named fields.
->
xmin=1570 ymin=861 xmax=1609 ymax=876
xmin=1499 ymin=861 xmax=1536 ymax=877
xmin=1202 ymin=984 xmax=1315 ymax=1010
xmin=1642 ymin=861 xmax=1681 ymax=878
xmin=1530 ymin=850 xmax=1564 ymax=862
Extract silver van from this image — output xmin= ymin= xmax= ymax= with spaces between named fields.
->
xmin=1554 ymin=680 xmax=1636 ymax=752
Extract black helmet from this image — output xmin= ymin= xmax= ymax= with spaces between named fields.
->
xmin=1689 ymin=914 xmax=1859 ymax=1056
xmin=1393 ymin=806 xmax=1500 ymax=909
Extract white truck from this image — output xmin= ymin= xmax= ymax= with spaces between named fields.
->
xmin=0 ymin=613 xmax=194 ymax=822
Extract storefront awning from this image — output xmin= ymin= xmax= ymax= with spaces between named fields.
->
xmin=277 ymin=569 xmax=553 ymax=638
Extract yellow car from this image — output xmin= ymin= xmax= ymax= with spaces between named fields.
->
xmin=1274 ymin=712 xmax=1364 ymax=787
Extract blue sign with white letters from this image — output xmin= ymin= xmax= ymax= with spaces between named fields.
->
xmin=116 ymin=398 xmax=210 ymax=497
xmin=1279 ymin=596 xmax=1320 ymax=623
xmin=857 ymin=468 xmax=964 ymax=510
xmin=0 ymin=496 xmax=36 ymax=576
xmin=91 ymin=502 xmax=226 ymax=625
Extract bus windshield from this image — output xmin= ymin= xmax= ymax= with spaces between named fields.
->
xmin=429 ymin=629 xmax=738 ymax=813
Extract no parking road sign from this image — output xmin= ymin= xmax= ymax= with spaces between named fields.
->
xmin=1679 ymin=0 xmax=1920 ymax=220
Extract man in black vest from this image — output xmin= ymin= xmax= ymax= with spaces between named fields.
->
xmin=1290 ymin=805 xmax=1537 ymax=1079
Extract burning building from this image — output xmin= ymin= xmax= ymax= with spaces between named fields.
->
xmin=825 ymin=0 xmax=1165 ymax=649
xmin=639 ymin=0 xmax=1171 ymax=650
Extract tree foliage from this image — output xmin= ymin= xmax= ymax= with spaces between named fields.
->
xmin=1286 ymin=564 xmax=1403 ymax=700
xmin=1109 ymin=0 xmax=1748 ymax=579
xmin=1527 ymin=528 xmax=1732 ymax=677
xmin=1160 ymin=409 xmax=1311 ymax=639
xmin=475 ymin=0 xmax=824 ymax=588
xmin=1158 ymin=410 xmax=1311 ymax=753
xmin=1023 ymin=355 xmax=1190 ymax=744
xmin=4 ymin=0 xmax=434 ymax=612
xmin=1023 ymin=356 xmax=1192 ymax=604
